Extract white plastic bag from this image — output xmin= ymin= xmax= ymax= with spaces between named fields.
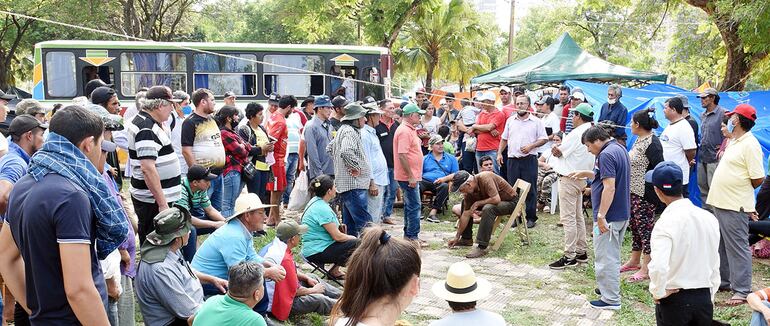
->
xmin=287 ymin=170 xmax=311 ymax=211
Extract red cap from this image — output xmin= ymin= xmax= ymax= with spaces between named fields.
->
xmin=726 ymin=103 xmax=757 ymax=122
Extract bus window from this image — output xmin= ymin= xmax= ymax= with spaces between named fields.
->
xmin=45 ymin=52 xmax=77 ymax=97
xmin=193 ymin=53 xmax=257 ymax=96
xmin=82 ymin=66 xmax=114 ymax=95
xmin=120 ymin=52 xmax=187 ymax=96
xmin=361 ymin=67 xmax=384 ymax=100
xmin=263 ymin=55 xmax=324 ymax=97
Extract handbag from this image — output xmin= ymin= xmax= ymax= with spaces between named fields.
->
xmin=241 ymin=161 xmax=258 ymax=181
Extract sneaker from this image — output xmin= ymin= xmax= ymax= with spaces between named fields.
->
xmin=426 ymin=215 xmax=440 ymax=223
xmin=575 ymin=252 xmax=589 ymax=263
xmin=526 ymin=220 xmax=537 ymax=228
xmin=465 ymin=247 xmax=488 ymax=258
xmin=382 ymin=217 xmax=396 ymax=225
xmin=589 ymin=299 xmax=621 ymax=310
xmin=549 ymin=256 xmax=577 ymax=270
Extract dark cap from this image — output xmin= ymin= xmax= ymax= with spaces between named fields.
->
xmin=9 ymin=114 xmax=48 ymax=136
xmin=268 ymin=93 xmax=281 ymax=103
xmin=332 ymin=95 xmax=349 ymax=108
xmin=84 ymin=79 xmax=113 ymax=99
xmin=362 ymin=96 xmax=376 ymax=104
xmin=645 ymin=161 xmax=683 ymax=195
xmin=187 ymin=165 xmax=217 ymax=181
xmin=102 ymin=116 xmax=124 ymax=131
xmin=0 ymin=89 xmax=15 ymax=101
xmin=450 ymin=170 xmax=472 ymax=192
xmin=91 ymin=86 xmax=116 ymax=105
xmin=224 ymin=91 xmax=236 ymax=99
xmin=146 ymin=86 xmax=182 ymax=103
xmin=301 ymin=96 xmax=315 ymax=107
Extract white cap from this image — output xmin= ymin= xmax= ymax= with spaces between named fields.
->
xmin=500 ymin=86 xmax=511 ymax=93
xmin=571 ymin=92 xmax=586 ymax=101
xmin=479 ymin=91 xmax=496 ymax=102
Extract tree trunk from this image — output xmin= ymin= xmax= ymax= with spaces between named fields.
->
xmin=425 ymin=61 xmax=435 ymax=92
xmin=382 ymin=0 xmax=424 ymax=48
xmin=0 ymin=56 xmax=10 ymax=91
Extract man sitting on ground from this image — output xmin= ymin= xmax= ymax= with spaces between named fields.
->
xmin=176 ymin=164 xmax=226 ymax=261
xmin=135 ymin=207 xmax=228 ymax=326
xmin=261 ymin=219 xmax=341 ymax=322
xmin=430 ymin=261 xmax=505 ymax=325
xmin=447 ymin=171 xmax=518 ymax=259
xmin=421 ymin=135 xmax=459 ymax=223
xmin=190 ymin=261 xmax=268 ymax=326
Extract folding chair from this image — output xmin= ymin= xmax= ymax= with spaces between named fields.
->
xmin=489 ymin=179 xmax=532 ymax=250
xmin=301 ymin=255 xmax=344 ymax=287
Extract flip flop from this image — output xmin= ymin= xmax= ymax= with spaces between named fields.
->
xmin=627 ymin=272 xmax=649 ymax=283
xmin=723 ymin=295 xmax=747 ymax=306
xmin=620 ymin=265 xmax=641 ymax=273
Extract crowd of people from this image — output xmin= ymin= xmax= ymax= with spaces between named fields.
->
xmin=0 ymin=78 xmax=767 ymax=326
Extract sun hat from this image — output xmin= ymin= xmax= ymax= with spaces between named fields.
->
xmin=341 ymin=103 xmax=368 ymax=121
xmin=431 ymin=261 xmax=491 ymax=303
xmin=314 ymin=95 xmax=332 ymax=108
xmin=140 ymin=206 xmax=192 ymax=263
xmin=226 ymin=193 xmax=275 ymax=222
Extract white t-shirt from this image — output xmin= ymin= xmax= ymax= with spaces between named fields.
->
xmin=421 ymin=116 xmax=441 ymax=134
xmin=457 ymin=106 xmax=481 ymax=125
xmin=429 ymin=309 xmax=506 ymax=326
xmin=100 ymin=249 xmax=123 ymax=297
xmin=540 ymin=111 xmax=561 ymax=153
xmin=661 ymin=119 xmax=697 ymax=184
xmin=334 ymin=317 xmax=368 ymax=326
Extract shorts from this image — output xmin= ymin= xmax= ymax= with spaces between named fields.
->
xmin=267 ymin=163 xmax=287 ymax=192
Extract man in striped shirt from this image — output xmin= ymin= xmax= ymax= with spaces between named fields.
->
xmin=128 ymin=85 xmax=183 ymax=244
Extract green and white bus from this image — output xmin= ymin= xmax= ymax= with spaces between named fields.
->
xmin=32 ymin=40 xmax=391 ymax=110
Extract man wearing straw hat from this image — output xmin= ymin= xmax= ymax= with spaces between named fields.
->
xmin=430 ymin=261 xmax=505 ymax=325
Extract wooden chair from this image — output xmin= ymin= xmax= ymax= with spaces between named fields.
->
xmin=489 ymin=179 xmax=531 ymax=250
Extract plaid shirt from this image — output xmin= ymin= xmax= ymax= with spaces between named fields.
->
xmin=221 ymin=127 xmax=253 ymax=176
xmin=328 ymin=124 xmax=371 ymax=193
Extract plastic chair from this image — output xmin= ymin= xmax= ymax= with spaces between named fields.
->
xmin=301 ymin=255 xmax=344 ymax=287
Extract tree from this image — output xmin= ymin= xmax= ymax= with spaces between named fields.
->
xmin=110 ymin=0 xmax=200 ymax=41
xmin=683 ymin=0 xmax=770 ymax=90
xmin=396 ymin=0 xmax=488 ymax=92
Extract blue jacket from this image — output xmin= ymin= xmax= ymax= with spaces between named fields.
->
xmin=599 ymin=102 xmax=628 ymax=139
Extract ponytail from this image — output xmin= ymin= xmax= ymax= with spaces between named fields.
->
xmin=632 ymin=107 xmax=659 ymax=131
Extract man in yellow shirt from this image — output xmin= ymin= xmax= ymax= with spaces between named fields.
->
xmin=706 ymin=104 xmax=766 ymax=306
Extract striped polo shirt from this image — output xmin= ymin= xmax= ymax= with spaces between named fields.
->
xmin=128 ymin=111 xmax=182 ymax=204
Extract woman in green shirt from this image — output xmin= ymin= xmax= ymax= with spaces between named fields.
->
xmin=301 ymin=175 xmax=359 ymax=279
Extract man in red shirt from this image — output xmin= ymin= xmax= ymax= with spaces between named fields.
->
xmin=267 ymin=95 xmax=295 ymax=226
xmin=470 ymin=91 xmax=506 ymax=174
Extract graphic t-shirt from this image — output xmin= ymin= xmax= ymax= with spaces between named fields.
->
xmin=181 ymin=113 xmax=226 ymax=171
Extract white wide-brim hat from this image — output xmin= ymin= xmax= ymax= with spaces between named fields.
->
xmin=431 ymin=261 xmax=491 ymax=302
xmin=226 ymin=193 xmax=275 ymax=221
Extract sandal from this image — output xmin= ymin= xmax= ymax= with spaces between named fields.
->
xmin=723 ymin=295 xmax=747 ymax=306
xmin=330 ymin=273 xmax=346 ymax=280
xmin=627 ymin=272 xmax=649 ymax=283
xmin=620 ymin=265 xmax=641 ymax=273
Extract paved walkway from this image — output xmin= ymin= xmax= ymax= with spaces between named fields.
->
xmin=285 ymin=210 xmax=616 ymax=326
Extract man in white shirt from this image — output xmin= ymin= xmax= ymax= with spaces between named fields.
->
xmin=548 ymin=103 xmax=595 ymax=269
xmin=646 ymin=161 xmax=720 ymax=325
xmin=660 ymin=97 xmax=697 ymax=198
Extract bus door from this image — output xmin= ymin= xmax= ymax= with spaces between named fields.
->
xmin=78 ymin=49 xmax=117 ymax=96
xmin=330 ymin=54 xmax=359 ymax=101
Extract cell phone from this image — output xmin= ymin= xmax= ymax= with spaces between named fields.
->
xmin=545 ymin=127 xmax=553 ymax=136
xmin=268 ymin=135 xmax=278 ymax=143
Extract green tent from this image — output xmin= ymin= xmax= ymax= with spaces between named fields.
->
xmin=471 ymin=33 xmax=668 ymax=86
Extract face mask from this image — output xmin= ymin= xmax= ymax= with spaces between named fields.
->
xmin=608 ymin=98 xmax=617 ymax=105
xmin=726 ymin=119 xmax=735 ymax=133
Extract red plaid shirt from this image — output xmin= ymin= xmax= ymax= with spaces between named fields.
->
xmin=220 ymin=127 xmax=253 ymax=176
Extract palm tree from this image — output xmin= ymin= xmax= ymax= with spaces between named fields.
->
xmin=395 ymin=0 xmax=489 ymax=92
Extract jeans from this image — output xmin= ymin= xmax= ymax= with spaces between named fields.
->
xmin=506 ymin=155 xmax=539 ymax=222
xmin=289 ymin=275 xmax=341 ymax=317
xmin=655 ymin=288 xmax=713 ymax=326
xmin=398 ymin=181 xmax=421 ymax=239
xmin=282 ymin=153 xmax=300 ymax=204
xmin=381 ymin=168 xmax=397 ymax=218
xmin=751 ymin=301 xmax=770 ymax=326
xmin=475 ymin=150 xmax=498 ymax=174
xmin=117 ymin=275 xmax=135 ymax=326
xmin=367 ymin=185 xmax=385 ymax=224
xmin=757 ymin=177 xmax=770 ymax=220
xmin=221 ymin=171 xmax=244 ymax=218
xmin=107 ymin=298 xmax=118 ymax=326
xmin=715 ymin=207 xmax=752 ymax=298
xmin=339 ymin=189 xmax=373 ymax=236
xmin=207 ymin=174 xmax=223 ymax=211
xmin=419 ymin=180 xmax=449 ymax=212
xmin=594 ymin=219 xmax=628 ymax=305
xmin=246 ymin=170 xmax=271 ymax=205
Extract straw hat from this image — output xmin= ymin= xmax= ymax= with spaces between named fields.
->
xmin=431 ymin=261 xmax=491 ymax=302
xmin=226 ymin=193 xmax=275 ymax=222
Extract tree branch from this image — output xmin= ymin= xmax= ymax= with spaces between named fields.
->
xmin=384 ymin=0 xmax=424 ymax=48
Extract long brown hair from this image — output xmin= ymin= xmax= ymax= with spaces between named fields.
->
xmin=330 ymin=226 xmax=421 ymax=326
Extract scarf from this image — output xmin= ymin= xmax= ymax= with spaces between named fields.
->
xmin=28 ymin=132 xmax=128 ymax=259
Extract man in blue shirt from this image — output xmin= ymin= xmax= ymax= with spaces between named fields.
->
xmin=192 ymin=193 xmax=286 ymax=296
xmin=421 ymin=135 xmax=459 ymax=223
xmin=598 ymin=84 xmax=628 ymax=146
xmin=569 ymin=126 xmax=630 ymax=310
xmin=0 ymin=115 xmax=46 ymax=219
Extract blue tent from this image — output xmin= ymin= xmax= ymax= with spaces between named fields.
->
xmin=564 ymin=80 xmax=770 ymax=207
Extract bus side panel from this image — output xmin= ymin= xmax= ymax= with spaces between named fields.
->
xmin=33 ymin=46 xmax=44 ymax=100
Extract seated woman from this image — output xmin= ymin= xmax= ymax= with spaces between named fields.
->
xmin=301 ymin=175 xmax=359 ymax=279
xmin=331 ymin=226 xmax=421 ymax=326
xmin=536 ymin=132 xmax=563 ymax=212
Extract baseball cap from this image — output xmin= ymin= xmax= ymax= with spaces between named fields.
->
xmin=570 ymin=92 xmax=586 ymax=101
xmin=479 ymin=91 xmax=496 ymax=102
xmin=450 ymin=170 xmax=472 ymax=192
xmin=224 ymin=91 xmax=236 ymax=99
xmin=91 ymin=86 xmax=116 ymax=105
xmin=428 ymin=134 xmax=444 ymax=146
xmin=675 ymin=94 xmax=690 ymax=109
xmin=140 ymin=206 xmax=192 ymax=263
xmin=570 ymin=103 xmax=594 ymax=118
xmin=535 ymin=95 xmax=551 ymax=105
xmin=332 ymin=95 xmax=349 ymax=108
xmin=268 ymin=93 xmax=281 ymax=103
xmin=314 ymin=95 xmax=332 ymax=108
xmin=499 ymin=86 xmax=511 ymax=94
xmin=362 ymin=96 xmax=376 ymax=104
xmin=146 ymin=86 xmax=182 ymax=103
xmin=0 ymin=89 xmax=15 ymax=101
xmin=276 ymin=219 xmax=309 ymax=242
xmin=644 ymin=161 xmax=683 ymax=195
xmin=9 ymin=114 xmax=48 ymax=136
xmin=697 ymin=88 xmax=718 ymax=98
xmin=187 ymin=165 xmax=218 ymax=182
xmin=401 ymin=103 xmax=425 ymax=116
xmin=512 ymin=86 xmax=526 ymax=95
xmin=726 ymin=103 xmax=757 ymax=122
xmin=84 ymin=79 xmax=113 ymax=99
xmin=301 ymin=96 xmax=315 ymax=107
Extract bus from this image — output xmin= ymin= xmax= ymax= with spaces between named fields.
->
xmin=32 ymin=40 xmax=392 ymax=110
